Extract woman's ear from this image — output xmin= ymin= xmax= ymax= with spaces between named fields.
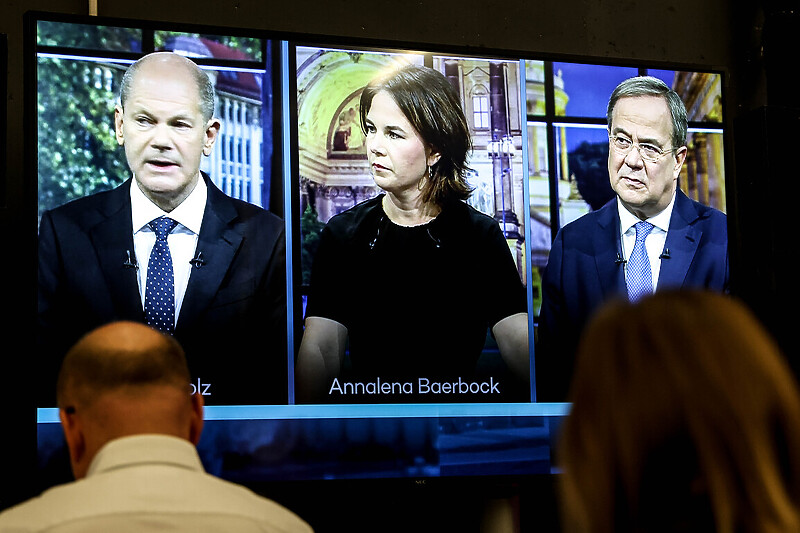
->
xmin=427 ymin=148 xmax=441 ymax=167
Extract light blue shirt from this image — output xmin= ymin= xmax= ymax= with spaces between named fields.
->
xmin=617 ymin=191 xmax=676 ymax=292
xmin=0 ymin=435 xmax=313 ymax=532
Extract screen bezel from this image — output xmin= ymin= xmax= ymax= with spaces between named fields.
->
xmin=24 ymin=9 xmax=733 ymax=508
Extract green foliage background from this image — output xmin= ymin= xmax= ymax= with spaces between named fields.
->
xmin=37 ymin=56 xmax=129 ymax=218
xmin=36 ymin=21 xmax=263 ymax=219
xmin=300 ymin=205 xmax=326 ymax=286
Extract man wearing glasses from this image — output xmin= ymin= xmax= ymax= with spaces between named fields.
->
xmin=536 ymin=76 xmax=728 ymax=402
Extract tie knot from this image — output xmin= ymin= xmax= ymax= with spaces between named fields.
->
xmin=634 ymin=221 xmax=654 ymax=242
xmin=149 ymin=216 xmax=178 ymax=241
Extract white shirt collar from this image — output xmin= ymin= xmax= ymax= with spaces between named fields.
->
xmin=617 ymin=189 xmax=676 ymax=235
xmin=130 ymin=175 xmax=207 ymax=235
xmin=87 ymin=434 xmax=203 ymax=478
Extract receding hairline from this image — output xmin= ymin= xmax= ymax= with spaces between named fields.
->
xmin=119 ymin=52 xmax=215 ymax=121
xmin=56 ymin=321 xmax=191 ymax=409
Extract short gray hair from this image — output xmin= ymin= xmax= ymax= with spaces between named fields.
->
xmin=607 ymin=76 xmax=688 ymax=150
xmin=119 ymin=52 xmax=215 ymax=121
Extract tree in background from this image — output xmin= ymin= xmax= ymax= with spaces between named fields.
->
xmin=37 ymin=56 xmax=129 ymax=217
xmin=36 ymin=21 xmax=264 ymax=218
xmin=300 ymin=205 xmax=326 ymax=286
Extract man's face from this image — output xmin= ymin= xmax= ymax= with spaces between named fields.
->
xmin=115 ymin=59 xmax=220 ymax=212
xmin=608 ymin=95 xmax=686 ymax=220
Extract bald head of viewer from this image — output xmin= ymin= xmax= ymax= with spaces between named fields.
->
xmin=0 ymin=321 xmax=313 ymax=532
xmin=56 ymin=321 xmax=203 ymax=479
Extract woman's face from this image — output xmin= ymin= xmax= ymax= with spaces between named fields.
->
xmin=364 ymin=91 xmax=439 ymax=197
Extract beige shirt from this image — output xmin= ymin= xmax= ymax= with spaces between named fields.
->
xmin=0 ymin=435 xmax=313 ymax=533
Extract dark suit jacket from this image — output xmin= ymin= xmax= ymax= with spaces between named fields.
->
xmin=536 ymin=190 xmax=728 ymax=401
xmin=38 ymin=174 xmax=287 ymax=405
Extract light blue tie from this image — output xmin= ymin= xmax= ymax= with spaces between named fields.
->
xmin=627 ymin=221 xmax=654 ymax=302
xmin=144 ymin=216 xmax=178 ymax=333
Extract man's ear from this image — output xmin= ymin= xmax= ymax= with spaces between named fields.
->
xmin=114 ymin=105 xmax=125 ymax=147
xmin=202 ymin=119 xmax=221 ymax=156
xmin=188 ymin=393 xmax=204 ymax=446
xmin=59 ymin=408 xmax=86 ymax=478
xmin=672 ymin=146 xmax=688 ymax=179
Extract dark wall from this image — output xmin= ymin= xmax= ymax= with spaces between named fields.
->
xmin=729 ymin=2 xmax=800 ymax=382
xmin=2 ymin=0 xmax=790 ymax=529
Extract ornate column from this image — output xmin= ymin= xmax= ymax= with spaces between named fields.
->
xmin=489 ymin=62 xmax=520 ymax=239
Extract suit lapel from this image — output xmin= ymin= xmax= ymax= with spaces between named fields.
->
xmin=593 ymin=200 xmax=626 ymax=299
xmin=177 ymin=178 xmax=243 ymax=330
xmin=658 ymin=191 xmax=701 ymax=290
xmin=89 ymin=180 xmax=143 ymax=320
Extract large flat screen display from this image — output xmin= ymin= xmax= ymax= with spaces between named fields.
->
xmin=30 ymin=12 xmax=728 ymax=491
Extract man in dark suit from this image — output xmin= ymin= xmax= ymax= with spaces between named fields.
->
xmin=38 ymin=52 xmax=287 ymax=406
xmin=536 ymin=76 xmax=728 ymax=402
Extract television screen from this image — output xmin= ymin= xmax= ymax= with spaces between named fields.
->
xmin=30 ymin=11 xmax=727 ymax=492
xmin=292 ymin=45 xmax=532 ymax=405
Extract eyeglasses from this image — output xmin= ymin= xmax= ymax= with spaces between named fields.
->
xmin=608 ymin=134 xmax=679 ymax=163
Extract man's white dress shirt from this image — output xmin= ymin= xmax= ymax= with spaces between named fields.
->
xmin=618 ymin=191 xmax=676 ymax=294
xmin=131 ymin=176 xmax=206 ymax=327
xmin=0 ymin=434 xmax=313 ymax=532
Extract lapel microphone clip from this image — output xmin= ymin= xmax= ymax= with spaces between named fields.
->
xmin=123 ymin=250 xmax=138 ymax=270
xmin=190 ymin=252 xmax=206 ymax=268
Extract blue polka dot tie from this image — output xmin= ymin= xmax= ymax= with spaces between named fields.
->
xmin=627 ymin=221 xmax=654 ymax=302
xmin=145 ymin=216 xmax=178 ymax=333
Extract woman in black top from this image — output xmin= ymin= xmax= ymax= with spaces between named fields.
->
xmin=296 ymin=64 xmax=528 ymax=403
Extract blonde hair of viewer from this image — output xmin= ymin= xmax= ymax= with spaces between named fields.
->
xmin=556 ymin=290 xmax=800 ymax=533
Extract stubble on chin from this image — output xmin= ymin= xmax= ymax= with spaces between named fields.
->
xmin=135 ymin=172 xmax=198 ymax=212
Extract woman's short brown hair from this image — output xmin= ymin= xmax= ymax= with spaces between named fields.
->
xmin=359 ymin=64 xmax=473 ymax=207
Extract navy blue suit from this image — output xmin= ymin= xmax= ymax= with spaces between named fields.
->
xmin=536 ymin=190 xmax=728 ymax=401
xmin=38 ymin=174 xmax=287 ymax=405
